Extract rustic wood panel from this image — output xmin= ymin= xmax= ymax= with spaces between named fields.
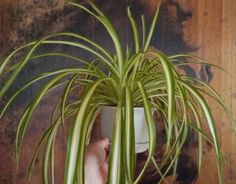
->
xmin=0 ymin=0 xmax=236 ymax=183
xmin=221 ymin=0 xmax=236 ymax=183
xmin=181 ymin=0 xmax=236 ymax=183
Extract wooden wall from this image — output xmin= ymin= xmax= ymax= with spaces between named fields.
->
xmin=187 ymin=0 xmax=236 ymax=183
xmin=0 ymin=0 xmax=236 ymax=183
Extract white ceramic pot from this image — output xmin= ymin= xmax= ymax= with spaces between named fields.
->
xmin=101 ymin=106 xmax=152 ymax=153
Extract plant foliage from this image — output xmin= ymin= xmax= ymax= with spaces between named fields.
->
xmin=0 ymin=1 xmax=233 ymax=184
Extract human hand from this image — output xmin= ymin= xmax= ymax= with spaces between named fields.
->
xmin=85 ymin=138 xmax=109 ymax=184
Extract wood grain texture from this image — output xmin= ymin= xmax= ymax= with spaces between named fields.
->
xmin=180 ymin=0 xmax=236 ymax=183
xmin=0 ymin=0 xmax=236 ymax=183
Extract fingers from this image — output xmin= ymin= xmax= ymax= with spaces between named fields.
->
xmin=98 ymin=137 xmax=110 ymax=149
xmin=100 ymin=161 xmax=108 ymax=184
xmin=85 ymin=138 xmax=110 ymax=184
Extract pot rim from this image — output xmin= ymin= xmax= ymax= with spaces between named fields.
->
xmin=102 ymin=105 xmax=145 ymax=110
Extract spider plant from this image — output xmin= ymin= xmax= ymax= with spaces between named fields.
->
xmin=0 ymin=1 xmax=233 ymax=184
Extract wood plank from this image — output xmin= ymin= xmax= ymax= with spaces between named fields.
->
xmin=221 ymin=0 xmax=236 ymax=183
xmin=182 ymin=0 xmax=236 ymax=183
xmin=229 ymin=0 xmax=236 ymax=182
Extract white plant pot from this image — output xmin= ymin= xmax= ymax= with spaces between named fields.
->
xmin=101 ymin=106 xmax=151 ymax=153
